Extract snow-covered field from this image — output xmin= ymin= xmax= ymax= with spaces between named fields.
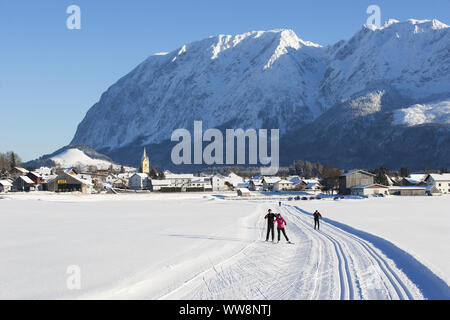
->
xmin=0 ymin=193 xmax=449 ymax=300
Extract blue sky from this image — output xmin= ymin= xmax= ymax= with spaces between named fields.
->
xmin=1 ymin=0 xmax=449 ymax=161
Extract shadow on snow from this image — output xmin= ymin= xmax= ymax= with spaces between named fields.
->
xmin=293 ymin=206 xmax=450 ymax=300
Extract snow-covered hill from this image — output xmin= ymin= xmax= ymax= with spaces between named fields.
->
xmin=70 ymin=19 xmax=450 ymax=169
xmin=51 ymin=148 xmax=116 ymax=170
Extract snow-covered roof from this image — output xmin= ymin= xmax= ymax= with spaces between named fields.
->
xmin=151 ymin=179 xmax=171 ymax=186
xmin=404 ymin=177 xmax=422 ymax=185
xmin=165 ymin=174 xmax=195 ymax=180
xmin=427 ymin=173 xmax=450 ymax=181
xmin=275 ymin=179 xmax=293 ymax=185
xmin=340 ymin=170 xmax=375 ymax=177
xmin=263 ymin=177 xmax=281 ymax=184
xmin=236 ymin=188 xmax=251 ymax=193
xmin=306 ymin=182 xmax=322 ymax=189
xmin=19 ymin=176 xmax=35 ymax=184
xmin=236 ymin=183 xmax=249 ymax=188
xmin=250 ymin=180 xmax=263 ymax=186
xmin=14 ymin=167 xmax=29 ymax=174
xmin=388 ymin=186 xmax=426 ymax=190
xmin=0 ymin=180 xmax=12 ymax=187
xmin=69 ymin=174 xmax=93 ymax=186
xmin=28 ymin=171 xmax=41 ymax=178
xmin=408 ymin=174 xmax=426 ymax=181
xmin=352 ymin=184 xmax=389 ymax=189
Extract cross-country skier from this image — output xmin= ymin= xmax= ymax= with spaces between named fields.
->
xmin=275 ymin=213 xmax=291 ymax=243
xmin=279 ymin=201 xmax=282 ymax=207
xmin=264 ymin=209 xmax=276 ymax=242
xmin=314 ymin=210 xmax=322 ymax=230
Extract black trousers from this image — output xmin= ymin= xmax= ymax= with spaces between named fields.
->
xmin=278 ymin=228 xmax=289 ymax=242
xmin=266 ymin=224 xmax=274 ymax=241
xmin=314 ymin=219 xmax=320 ymax=230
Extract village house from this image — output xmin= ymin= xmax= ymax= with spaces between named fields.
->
xmin=12 ymin=175 xmax=36 ymax=192
xmin=339 ymin=170 xmax=375 ymax=195
xmin=47 ymin=172 xmax=93 ymax=194
xmin=0 ymin=180 xmax=12 ymax=193
xmin=305 ymin=180 xmax=322 ymax=192
xmin=248 ymin=179 xmax=263 ymax=191
xmin=129 ymin=173 xmax=150 ymax=190
xmin=425 ymin=173 xmax=450 ymax=194
xmin=26 ymin=171 xmax=42 ymax=186
xmin=396 ymin=177 xmax=427 ymax=187
xmin=211 ymin=174 xmax=228 ymax=191
xmin=351 ymin=184 xmax=389 ymax=196
xmin=273 ymin=179 xmax=294 ymax=192
xmin=262 ymin=177 xmax=281 ymax=191
xmin=10 ymin=167 xmax=29 ymax=179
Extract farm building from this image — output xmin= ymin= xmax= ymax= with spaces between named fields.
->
xmin=339 ymin=170 xmax=375 ymax=195
xmin=150 ymin=179 xmax=171 ymax=191
xmin=0 ymin=180 xmax=13 ymax=193
xmin=351 ymin=184 xmax=389 ymax=196
xmin=262 ymin=177 xmax=281 ymax=191
xmin=12 ymin=176 xmax=36 ymax=192
xmin=273 ymin=180 xmax=294 ymax=192
xmin=129 ymin=173 xmax=150 ymax=190
xmin=425 ymin=173 xmax=450 ymax=194
xmin=236 ymin=188 xmax=251 ymax=197
xmin=248 ymin=179 xmax=263 ymax=191
xmin=388 ymin=186 xmax=426 ymax=196
xmin=47 ymin=172 xmax=93 ymax=194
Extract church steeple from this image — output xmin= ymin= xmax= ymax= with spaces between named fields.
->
xmin=141 ymin=147 xmax=150 ymax=174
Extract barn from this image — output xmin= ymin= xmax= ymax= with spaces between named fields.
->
xmin=12 ymin=176 xmax=35 ymax=192
xmin=339 ymin=170 xmax=375 ymax=195
xmin=47 ymin=172 xmax=93 ymax=194
xmin=388 ymin=186 xmax=426 ymax=196
xmin=351 ymin=184 xmax=389 ymax=196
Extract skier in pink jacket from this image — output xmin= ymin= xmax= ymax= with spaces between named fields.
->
xmin=275 ymin=214 xmax=291 ymax=243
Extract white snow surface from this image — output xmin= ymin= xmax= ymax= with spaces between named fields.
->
xmin=392 ymin=100 xmax=450 ymax=126
xmin=0 ymin=193 xmax=449 ymax=300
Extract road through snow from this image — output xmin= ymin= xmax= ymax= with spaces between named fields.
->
xmin=162 ymin=205 xmax=424 ymax=300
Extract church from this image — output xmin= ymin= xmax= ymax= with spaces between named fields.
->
xmin=141 ymin=147 xmax=150 ymax=174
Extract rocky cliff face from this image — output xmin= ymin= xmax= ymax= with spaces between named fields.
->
xmin=70 ymin=19 xmax=450 ymax=170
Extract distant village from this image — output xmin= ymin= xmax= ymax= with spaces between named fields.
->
xmin=0 ymin=148 xmax=449 ymax=198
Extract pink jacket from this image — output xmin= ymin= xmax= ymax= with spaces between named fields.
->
xmin=275 ymin=216 xmax=286 ymax=229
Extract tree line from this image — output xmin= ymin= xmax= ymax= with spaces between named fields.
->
xmin=0 ymin=152 xmax=22 ymax=172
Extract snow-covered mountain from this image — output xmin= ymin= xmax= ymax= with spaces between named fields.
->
xmin=70 ymin=19 xmax=450 ymax=170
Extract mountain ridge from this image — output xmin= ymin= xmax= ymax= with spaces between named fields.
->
xmin=62 ymin=19 xmax=450 ymax=170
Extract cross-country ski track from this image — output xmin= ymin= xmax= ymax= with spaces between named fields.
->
xmin=161 ymin=205 xmax=438 ymax=300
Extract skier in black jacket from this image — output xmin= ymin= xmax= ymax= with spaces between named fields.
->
xmin=264 ymin=209 xmax=276 ymax=242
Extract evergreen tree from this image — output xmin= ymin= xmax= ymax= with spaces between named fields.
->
xmin=374 ymin=166 xmax=389 ymax=185
xmin=400 ymin=167 xmax=410 ymax=177
xmin=150 ymin=165 xmax=158 ymax=179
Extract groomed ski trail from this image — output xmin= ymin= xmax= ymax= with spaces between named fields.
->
xmin=161 ymin=205 xmax=424 ymax=300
